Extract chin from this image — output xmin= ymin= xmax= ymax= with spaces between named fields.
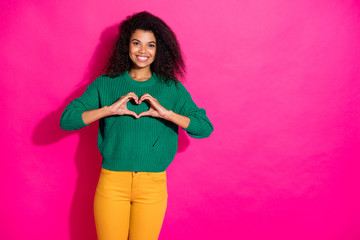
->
xmin=132 ymin=63 xmax=150 ymax=69
xmin=131 ymin=60 xmax=154 ymax=69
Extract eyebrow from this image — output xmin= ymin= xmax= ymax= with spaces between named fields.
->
xmin=131 ymin=39 xmax=156 ymax=44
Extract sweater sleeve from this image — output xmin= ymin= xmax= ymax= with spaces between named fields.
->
xmin=177 ymin=89 xmax=214 ymax=139
xmin=60 ymin=79 xmax=100 ymax=131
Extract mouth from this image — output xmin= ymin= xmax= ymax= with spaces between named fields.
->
xmin=136 ymin=55 xmax=150 ymax=62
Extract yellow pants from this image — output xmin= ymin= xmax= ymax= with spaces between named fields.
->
xmin=94 ymin=168 xmax=168 ymax=240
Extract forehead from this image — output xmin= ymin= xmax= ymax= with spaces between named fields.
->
xmin=130 ymin=29 xmax=156 ymax=42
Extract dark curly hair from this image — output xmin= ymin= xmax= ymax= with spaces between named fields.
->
xmin=103 ymin=11 xmax=186 ymax=86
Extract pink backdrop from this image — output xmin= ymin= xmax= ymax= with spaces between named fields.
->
xmin=1 ymin=0 xmax=360 ymax=239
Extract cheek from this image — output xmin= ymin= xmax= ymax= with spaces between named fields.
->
xmin=151 ymin=49 xmax=156 ymax=58
xmin=129 ymin=45 xmax=137 ymax=54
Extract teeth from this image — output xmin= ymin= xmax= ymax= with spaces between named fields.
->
xmin=137 ymin=56 xmax=148 ymax=60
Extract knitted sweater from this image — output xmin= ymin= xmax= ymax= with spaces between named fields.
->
xmin=60 ymin=71 xmax=214 ymax=172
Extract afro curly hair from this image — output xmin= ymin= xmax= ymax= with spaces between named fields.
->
xmin=103 ymin=11 xmax=186 ymax=86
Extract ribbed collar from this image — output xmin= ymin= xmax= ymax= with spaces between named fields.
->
xmin=124 ymin=70 xmax=157 ymax=87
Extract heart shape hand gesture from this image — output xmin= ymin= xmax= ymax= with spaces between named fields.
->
xmin=108 ymin=92 xmax=169 ymax=119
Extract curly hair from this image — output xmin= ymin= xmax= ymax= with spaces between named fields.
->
xmin=103 ymin=11 xmax=186 ymax=86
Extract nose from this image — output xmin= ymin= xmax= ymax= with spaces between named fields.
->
xmin=139 ymin=45 xmax=146 ymax=53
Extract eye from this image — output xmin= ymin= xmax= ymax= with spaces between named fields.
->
xmin=149 ymin=44 xmax=156 ymax=48
xmin=133 ymin=42 xmax=140 ymax=45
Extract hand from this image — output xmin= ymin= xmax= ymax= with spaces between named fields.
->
xmin=107 ymin=92 xmax=139 ymax=118
xmin=137 ymin=93 xmax=170 ymax=119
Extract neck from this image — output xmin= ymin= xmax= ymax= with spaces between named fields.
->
xmin=128 ymin=67 xmax=152 ymax=80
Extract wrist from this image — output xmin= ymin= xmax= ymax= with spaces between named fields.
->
xmin=103 ymin=106 xmax=113 ymax=117
xmin=163 ymin=109 xmax=174 ymax=121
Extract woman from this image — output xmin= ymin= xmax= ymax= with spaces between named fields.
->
xmin=60 ymin=11 xmax=214 ymax=240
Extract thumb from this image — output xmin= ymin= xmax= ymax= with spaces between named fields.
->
xmin=137 ymin=110 xmax=151 ymax=118
xmin=126 ymin=110 xmax=138 ymax=119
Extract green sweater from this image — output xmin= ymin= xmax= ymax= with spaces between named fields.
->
xmin=60 ymin=71 xmax=214 ymax=172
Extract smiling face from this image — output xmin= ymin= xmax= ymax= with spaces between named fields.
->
xmin=129 ymin=29 xmax=157 ymax=70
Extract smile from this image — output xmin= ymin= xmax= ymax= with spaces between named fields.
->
xmin=136 ymin=55 xmax=149 ymax=62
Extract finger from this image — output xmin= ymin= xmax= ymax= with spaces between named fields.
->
xmin=140 ymin=93 xmax=152 ymax=99
xmin=139 ymin=95 xmax=153 ymax=104
xmin=128 ymin=96 xmax=139 ymax=104
xmin=127 ymin=92 xmax=139 ymax=104
xmin=132 ymin=96 xmax=139 ymax=104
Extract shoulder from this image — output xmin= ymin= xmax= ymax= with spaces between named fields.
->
xmin=173 ymin=80 xmax=192 ymax=98
xmin=90 ymin=72 xmax=125 ymax=87
xmin=156 ymin=74 xmax=190 ymax=96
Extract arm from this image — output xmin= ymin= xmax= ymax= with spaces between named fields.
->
xmin=171 ymin=91 xmax=214 ymax=139
xmin=82 ymin=106 xmax=112 ymax=125
xmin=82 ymin=96 xmax=142 ymax=124
xmin=60 ymin=78 xmax=140 ymax=130
xmin=136 ymin=89 xmax=213 ymax=138
xmin=163 ymin=110 xmax=190 ymax=129
xmin=60 ymin=79 xmax=102 ymax=131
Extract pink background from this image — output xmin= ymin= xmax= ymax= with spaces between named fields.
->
xmin=1 ymin=0 xmax=360 ymax=239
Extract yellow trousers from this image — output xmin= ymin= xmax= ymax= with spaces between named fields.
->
xmin=94 ymin=168 xmax=168 ymax=240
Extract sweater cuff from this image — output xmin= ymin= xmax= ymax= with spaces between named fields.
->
xmin=80 ymin=111 xmax=90 ymax=127
xmin=182 ymin=115 xmax=202 ymax=135
xmin=60 ymin=110 xmax=89 ymax=130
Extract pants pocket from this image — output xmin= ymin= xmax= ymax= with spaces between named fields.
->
xmin=149 ymin=171 xmax=167 ymax=182
xmin=101 ymin=167 xmax=112 ymax=175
